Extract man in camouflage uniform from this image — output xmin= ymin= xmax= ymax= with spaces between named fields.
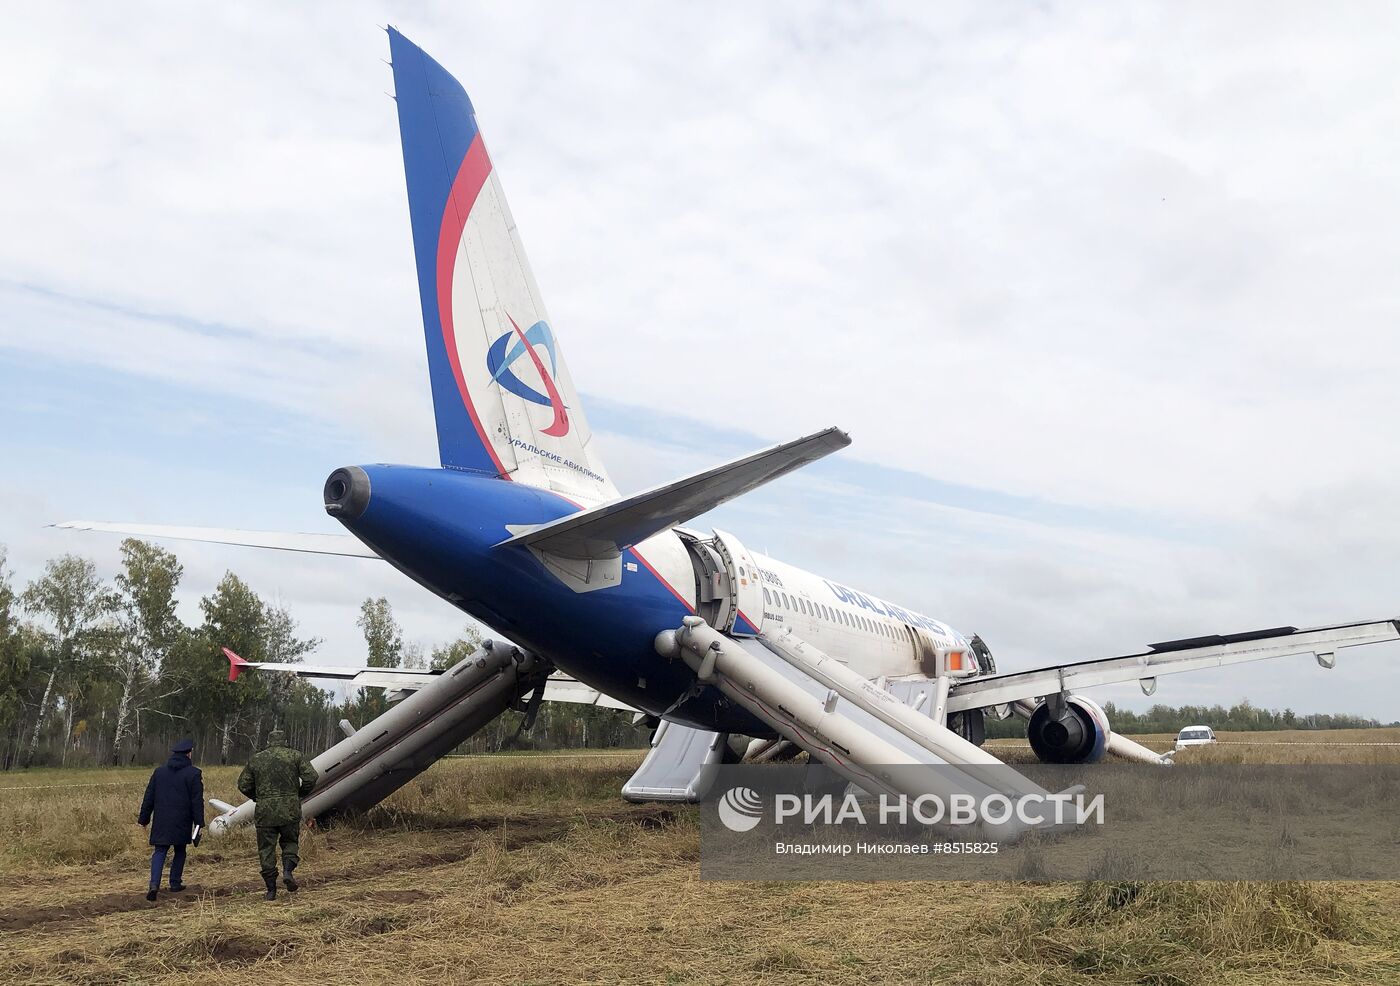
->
xmin=237 ymin=728 xmax=318 ymax=901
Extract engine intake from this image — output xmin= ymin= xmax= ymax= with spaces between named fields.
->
xmin=1026 ymin=695 xmax=1108 ymax=764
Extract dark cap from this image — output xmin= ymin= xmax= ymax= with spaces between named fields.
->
xmin=171 ymin=738 xmax=194 ymax=754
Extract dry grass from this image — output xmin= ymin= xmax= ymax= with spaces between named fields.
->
xmin=2 ymin=738 xmax=1399 ymax=984
xmin=994 ymin=881 xmax=1396 ymax=985
xmin=988 ymin=726 xmax=1400 ymax=766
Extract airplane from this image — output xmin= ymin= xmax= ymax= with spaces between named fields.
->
xmin=59 ymin=28 xmax=1400 ymax=828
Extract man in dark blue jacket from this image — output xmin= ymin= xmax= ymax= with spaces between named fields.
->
xmin=138 ymin=738 xmax=204 ymax=901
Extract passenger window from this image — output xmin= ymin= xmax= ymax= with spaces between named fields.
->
xmin=781 ymin=593 xmax=790 ymax=608
xmin=763 ymin=588 xmax=771 ymax=604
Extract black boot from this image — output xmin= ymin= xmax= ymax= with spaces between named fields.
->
xmin=282 ymin=862 xmax=298 ymax=893
xmin=145 ymin=885 xmax=158 ymax=902
xmin=263 ymin=876 xmax=277 ymax=901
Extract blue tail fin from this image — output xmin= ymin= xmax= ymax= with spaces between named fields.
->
xmin=388 ymin=28 xmax=616 ymax=502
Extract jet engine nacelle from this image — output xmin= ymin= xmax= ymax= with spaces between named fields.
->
xmin=1026 ymin=695 xmax=1109 ymax=764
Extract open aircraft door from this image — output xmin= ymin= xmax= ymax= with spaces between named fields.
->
xmin=713 ymin=529 xmax=764 ymax=637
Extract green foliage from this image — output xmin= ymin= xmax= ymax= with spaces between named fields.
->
xmin=58 ymin=541 xmax=1400 ymax=768
xmin=21 ymin=555 xmax=117 ymax=646
xmin=351 ymin=596 xmax=404 ymax=724
xmin=357 ymin=597 xmax=403 ymax=668
xmin=109 ymin=540 xmax=185 ymax=762
xmin=201 ymin=574 xmax=270 ymax=712
xmin=0 ymin=550 xmax=28 ymax=736
xmin=114 ymin=540 xmax=182 ymax=661
xmin=256 ymin=603 xmax=322 ymax=740
xmin=1 ymin=546 xmax=357 ymax=767
xmin=429 ymin=625 xmax=484 ymax=670
xmin=19 ymin=555 xmax=120 ymax=766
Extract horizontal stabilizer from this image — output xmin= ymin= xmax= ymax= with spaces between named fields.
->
xmin=498 ymin=427 xmax=850 ymax=560
xmin=54 ymin=522 xmax=381 ymax=559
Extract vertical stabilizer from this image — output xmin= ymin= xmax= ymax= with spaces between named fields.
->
xmin=388 ymin=28 xmax=616 ymax=502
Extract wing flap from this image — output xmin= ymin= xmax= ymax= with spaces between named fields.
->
xmin=538 ymin=676 xmax=639 ymax=712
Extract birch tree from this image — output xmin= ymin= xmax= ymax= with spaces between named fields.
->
xmin=0 ymin=549 xmax=31 ymax=763
xmin=354 ymin=597 xmax=403 ymax=722
xmin=20 ymin=555 xmax=115 ymax=766
xmin=197 ymin=573 xmax=268 ymax=763
xmin=111 ymin=540 xmax=183 ymax=765
xmin=252 ymin=602 xmax=320 ymax=747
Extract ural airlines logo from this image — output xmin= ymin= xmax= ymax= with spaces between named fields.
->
xmin=485 ymin=315 xmax=570 ymax=436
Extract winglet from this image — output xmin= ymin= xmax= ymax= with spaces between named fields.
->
xmin=222 ymin=647 xmax=250 ymax=683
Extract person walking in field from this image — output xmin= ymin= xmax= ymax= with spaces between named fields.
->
xmin=137 ymin=737 xmax=203 ymax=902
xmin=237 ymin=727 xmax=318 ymax=901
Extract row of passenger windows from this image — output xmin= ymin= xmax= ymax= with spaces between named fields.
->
xmin=761 ymin=586 xmax=902 ymax=639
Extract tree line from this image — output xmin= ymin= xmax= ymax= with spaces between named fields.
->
xmin=982 ymin=698 xmax=1394 ymax=739
xmin=7 ymin=540 xmax=1383 ymax=769
xmin=0 ymin=542 xmax=644 ymax=770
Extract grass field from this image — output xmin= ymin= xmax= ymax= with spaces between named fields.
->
xmin=2 ymin=735 xmax=1399 ymax=984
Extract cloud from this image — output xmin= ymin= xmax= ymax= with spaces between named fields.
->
xmin=4 ymin=3 xmax=1400 ymax=720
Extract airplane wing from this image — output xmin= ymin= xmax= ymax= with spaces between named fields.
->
xmin=54 ymin=522 xmax=381 ymax=559
xmin=222 ymin=647 xmax=436 ymax=686
xmin=945 ymin=618 xmax=1400 ymax=713
xmin=497 ymin=427 xmax=850 ymax=560
xmin=223 ymin=648 xmax=638 ymax=711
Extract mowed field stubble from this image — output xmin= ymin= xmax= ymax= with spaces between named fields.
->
xmin=3 ymin=733 xmax=1400 ymax=985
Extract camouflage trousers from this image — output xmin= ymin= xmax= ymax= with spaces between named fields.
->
xmin=256 ymin=822 xmax=300 ymax=880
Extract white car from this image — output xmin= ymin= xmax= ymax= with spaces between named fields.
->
xmin=1175 ymin=725 xmax=1218 ymax=749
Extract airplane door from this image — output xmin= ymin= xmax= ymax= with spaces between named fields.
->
xmin=712 ymin=530 xmax=765 ymax=636
xmin=906 ymin=626 xmax=938 ymax=676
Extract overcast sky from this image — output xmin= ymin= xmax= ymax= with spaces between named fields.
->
xmin=4 ymin=3 xmax=1399 ymax=720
